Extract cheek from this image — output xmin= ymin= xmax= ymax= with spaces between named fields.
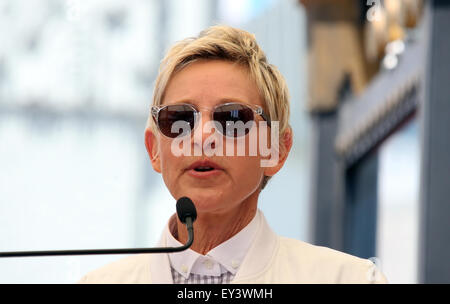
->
xmin=227 ymin=155 xmax=265 ymax=186
xmin=158 ymin=139 xmax=180 ymax=183
xmin=159 ymin=142 xmax=173 ymax=166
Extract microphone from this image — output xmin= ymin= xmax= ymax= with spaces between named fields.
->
xmin=0 ymin=197 xmax=196 ymax=258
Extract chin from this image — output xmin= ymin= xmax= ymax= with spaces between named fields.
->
xmin=178 ymin=191 xmax=228 ymax=214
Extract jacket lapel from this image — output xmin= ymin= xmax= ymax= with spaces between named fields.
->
xmin=148 ymin=224 xmax=174 ymax=284
xmin=231 ymin=210 xmax=279 ymax=283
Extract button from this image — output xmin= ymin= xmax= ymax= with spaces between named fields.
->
xmin=181 ymin=264 xmax=188 ymax=273
xmin=204 ymin=260 xmax=213 ymax=269
xmin=231 ymin=260 xmax=240 ymax=269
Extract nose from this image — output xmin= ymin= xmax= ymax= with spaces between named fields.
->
xmin=192 ymin=110 xmax=219 ymax=154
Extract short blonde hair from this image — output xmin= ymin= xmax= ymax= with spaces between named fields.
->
xmin=147 ymin=25 xmax=291 ymax=189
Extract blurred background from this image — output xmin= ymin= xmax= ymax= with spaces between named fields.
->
xmin=0 ymin=0 xmax=449 ymax=284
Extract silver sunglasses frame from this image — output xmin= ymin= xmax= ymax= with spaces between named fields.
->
xmin=151 ymin=102 xmax=271 ymax=138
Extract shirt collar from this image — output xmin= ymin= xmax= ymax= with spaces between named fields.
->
xmin=166 ymin=211 xmax=259 ymax=279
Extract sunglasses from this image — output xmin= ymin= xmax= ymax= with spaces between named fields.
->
xmin=151 ymin=102 xmax=271 ymax=138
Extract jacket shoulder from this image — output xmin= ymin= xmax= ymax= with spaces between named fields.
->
xmin=275 ymin=237 xmax=387 ymax=283
xmin=78 ymin=254 xmax=152 ymax=284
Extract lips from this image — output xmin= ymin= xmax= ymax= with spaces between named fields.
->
xmin=186 ymin=160 xmax=223 ymax=178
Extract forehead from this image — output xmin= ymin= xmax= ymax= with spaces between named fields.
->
xmin=163 ymin=60 xmax=263 ymax=107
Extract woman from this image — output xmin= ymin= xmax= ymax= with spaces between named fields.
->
xmin=79 ymin=25 xmax=386 ymax=284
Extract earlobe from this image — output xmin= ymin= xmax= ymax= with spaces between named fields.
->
xmin=145 ymin=128 xmax=161 ymax=173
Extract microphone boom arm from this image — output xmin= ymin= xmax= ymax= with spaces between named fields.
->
xmin=0 ymin=216 xmax=195 ymax=258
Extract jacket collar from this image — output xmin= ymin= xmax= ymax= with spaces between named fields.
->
xmin=231 ymin=210 xmax=279 ymax=283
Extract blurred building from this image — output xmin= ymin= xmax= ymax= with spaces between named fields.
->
xmin=300 ymin=0 xmax=450 ymax=283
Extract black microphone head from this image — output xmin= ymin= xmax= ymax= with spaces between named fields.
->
xmin=176 ymin=197 xmax=197 ymax=224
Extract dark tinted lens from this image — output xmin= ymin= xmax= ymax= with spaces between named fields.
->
xmin=158 ymin=104 xmax=196 ymax=138
xmin=213 ymin=104 xmax=254 ymax=137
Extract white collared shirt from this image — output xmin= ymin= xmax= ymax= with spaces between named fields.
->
xmin=166 ymin=212 xmax=259 ymax=283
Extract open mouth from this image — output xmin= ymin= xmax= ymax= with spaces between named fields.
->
xmin=194 ymin=166 xmax=215 ymax=172
xmin=187 ymin=160 xmax=223 ymax=178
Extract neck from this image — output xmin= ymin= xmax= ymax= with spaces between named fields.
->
xmin=174 ymin=194 xmax=258 ymax=255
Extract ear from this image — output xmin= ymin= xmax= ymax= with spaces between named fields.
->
xmin=145 ymin=128 xmax=161 ymax=173
xmin=263 ymin=127 xmax=293 ymax=177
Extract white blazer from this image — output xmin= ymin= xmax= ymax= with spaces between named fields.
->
xmin=78 ymin=210 xmax=387 ymax=284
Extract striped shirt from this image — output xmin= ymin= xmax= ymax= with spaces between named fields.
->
xmin=171 ymin=267 xmax=234 ymax=284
